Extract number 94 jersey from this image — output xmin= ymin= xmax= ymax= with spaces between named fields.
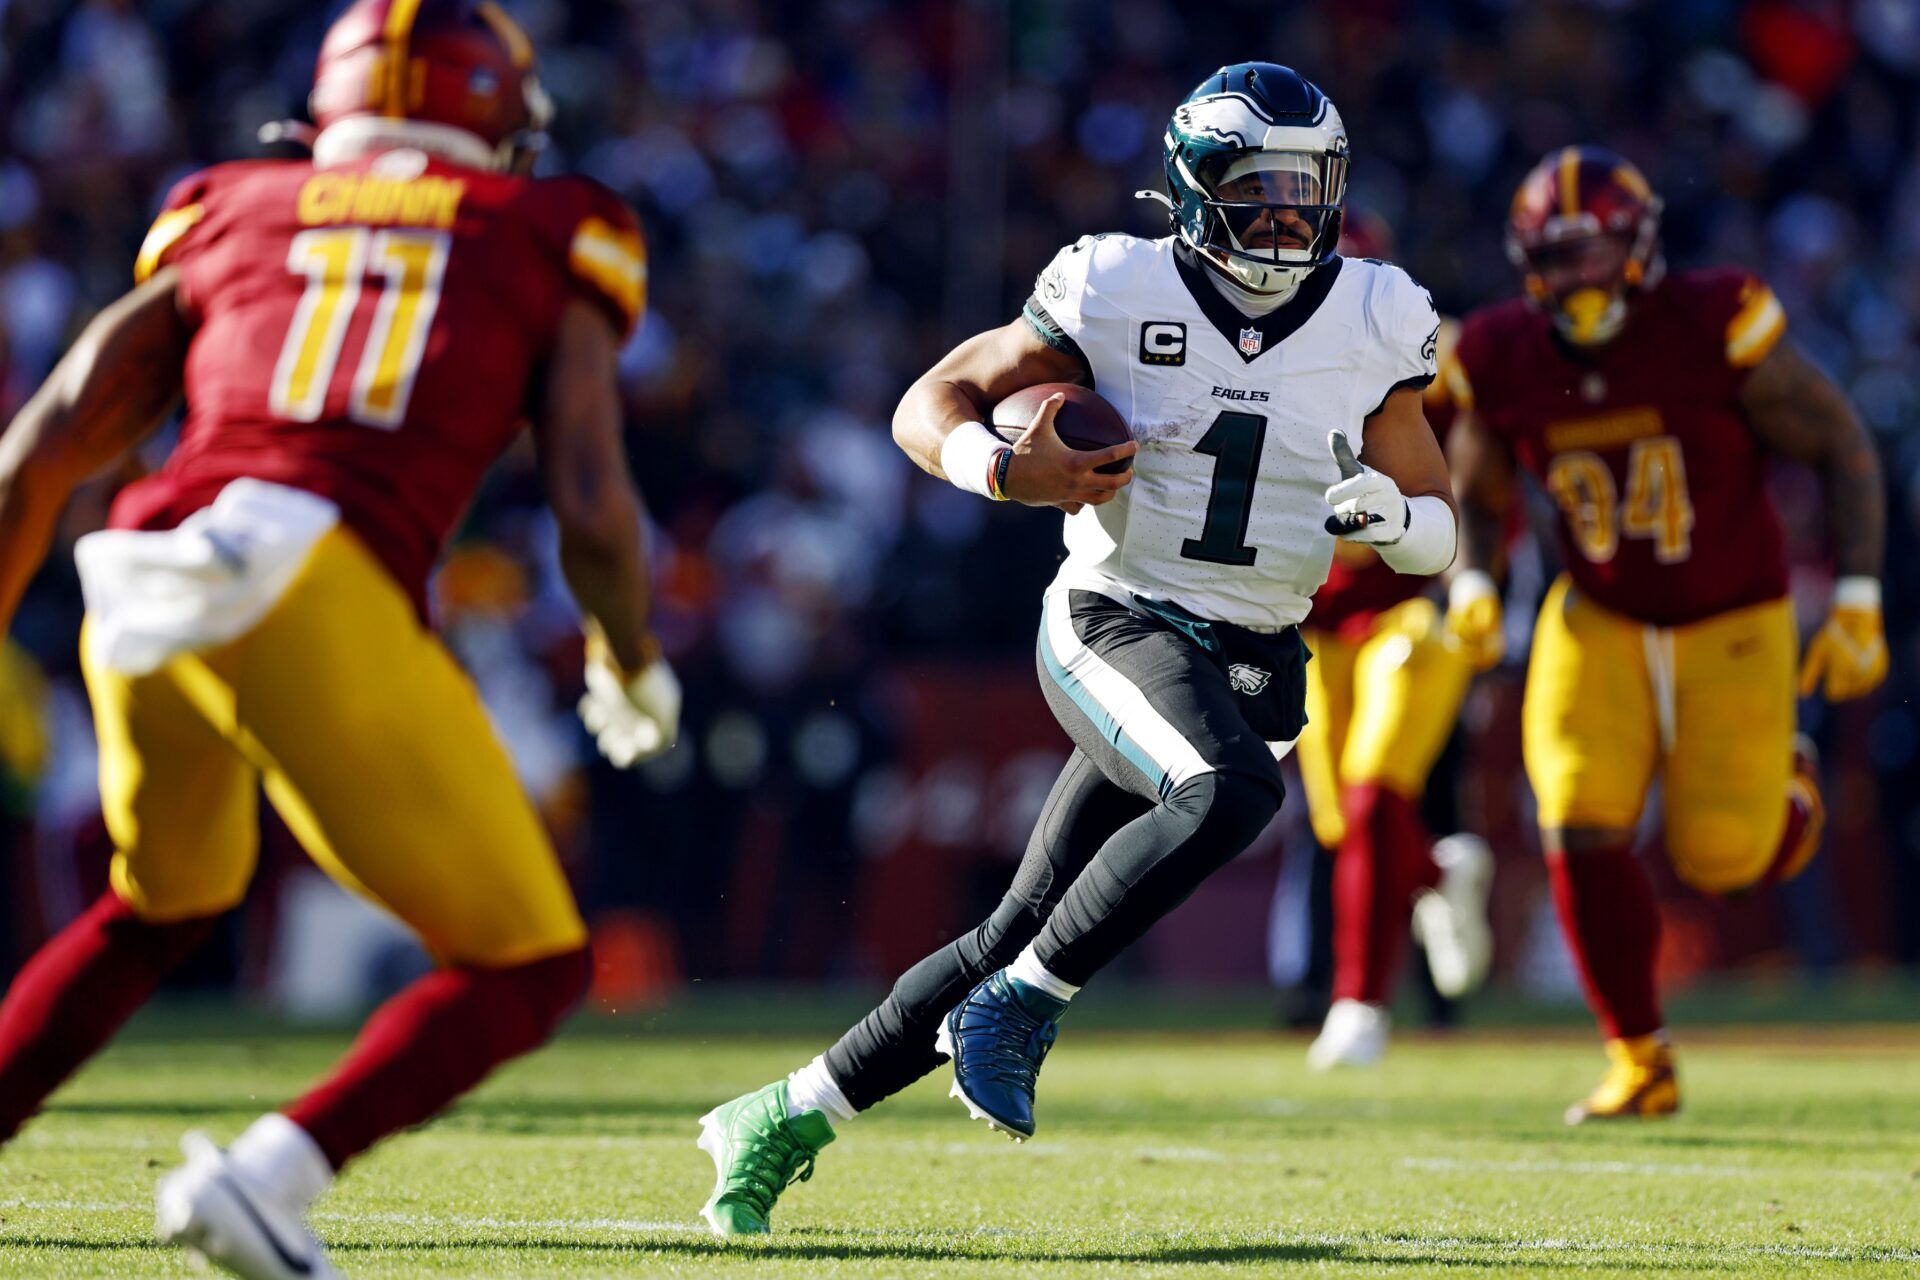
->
xmin=1448 ymin=268 xmax=1789 ymax=627
xmin=110 ymin=154 xmax=645 ymax=619
xmin=1025 ymin=235 xmax=1440 ymax=632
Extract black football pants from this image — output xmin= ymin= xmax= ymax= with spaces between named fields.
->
xmin=822 ymin=590 xmax=1303 ymax=1111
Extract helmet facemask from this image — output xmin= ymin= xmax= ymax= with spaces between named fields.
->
xmin=1179 ymin=147 xmax=1347 ymax=294
xmin=496 ymin=72 xmax=553 ymax=174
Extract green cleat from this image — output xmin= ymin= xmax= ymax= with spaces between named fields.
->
xmin=697 ymin=1081 xmax=835 ymax=1237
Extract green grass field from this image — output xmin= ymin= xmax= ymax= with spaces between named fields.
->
xmin=3 ymin=1008 xmax=1917 ymax=1277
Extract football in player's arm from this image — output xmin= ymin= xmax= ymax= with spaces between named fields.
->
xmin=892 ymin=300 xmax=1454 ymax=549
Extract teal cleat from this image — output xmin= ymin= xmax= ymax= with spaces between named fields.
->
xmin=697 ymin=1081 xmax=835 ymax=1237
xmin=934 ymin=970 xmax=1066 ymax=1141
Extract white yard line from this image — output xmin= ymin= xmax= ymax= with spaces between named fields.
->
xmin=871 ymin=1138 xmax=1913 ymax=1186
xmin=1287 ymin=1231 xmax=1920 ymax=1265
xmin=1398 ymin=1154 xmax=1909 ymax=1184
xmin=315 ymin=1211 xmax=703 ymax=1233
xmin=3 ymin=1199 xmax=1914 ymax=1264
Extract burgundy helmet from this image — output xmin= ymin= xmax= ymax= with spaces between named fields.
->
xmin=309 ymin=0 xmax=550 ymax=170
xmin=1506 ymin=145 xmax=1663 ymax=345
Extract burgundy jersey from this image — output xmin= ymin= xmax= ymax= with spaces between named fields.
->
xmin=112 ymin=152 xmax=645 ymax=616
xmin=1305 ymin=320 xmax=1458 ymax=638
xmin=1452 ymin=268 xmax=1789 ymax=627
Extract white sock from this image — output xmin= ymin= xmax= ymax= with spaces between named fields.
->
xmin=227 ymin=1113 xmax=332 ymax=1211
xmin=785 ymin=1055 xmax=856 ymax=1126
xmin=1008 ymin=944 xmax=1080 ymax=1002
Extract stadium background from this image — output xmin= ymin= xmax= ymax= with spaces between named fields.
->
xmin=0 ymin=0 xmax=1916 ymax=1019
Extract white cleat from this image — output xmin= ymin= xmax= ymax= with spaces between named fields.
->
xmin=1307 ymin=999 xmax=1389 ymax=1071
xmin=1413 ymin=833 xmax=1494 ymax=999
xmin=156 ymin=1132 xmax=340 ymax=1279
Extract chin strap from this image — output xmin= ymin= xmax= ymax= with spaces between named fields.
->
xmin=1199 ymin=253 xmax=1302 ymax=313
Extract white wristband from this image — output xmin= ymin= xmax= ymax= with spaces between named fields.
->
xmin=938 ymin=421 xmax=1010 ymax=500
xmin=1378 ymin=494 xmax=1456 ymax=576
xmin=1834 ymin=576 xmax=1881 ymax=610
xmin=1449 ymin=568 xmax=1498 ymax=609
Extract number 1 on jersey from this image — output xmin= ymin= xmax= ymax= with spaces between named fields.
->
xmin=270 ymin=228 xmax=451 ymax=430
xmin=1181 ymin=410 xmax=1267 ymax=566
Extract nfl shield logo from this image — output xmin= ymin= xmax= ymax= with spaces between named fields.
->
xmin=1238 ymin=326 xmax=1264 ymax=357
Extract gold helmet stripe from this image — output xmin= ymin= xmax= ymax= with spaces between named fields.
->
xmin=476 ymin=1 xmax=535 ymax=69
xmin=1557 ymin=146 xmax=1582 ymax=219
xmin=383 ymin=0 xmax=426 ymax=116
xmin=1612 ymin=162 xmax=1651 ymax=200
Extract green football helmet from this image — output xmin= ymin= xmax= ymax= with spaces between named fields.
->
xmin=1157 ymin=62 xmax=1349 ymax=295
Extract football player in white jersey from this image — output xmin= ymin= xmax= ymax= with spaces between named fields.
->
xmin=695 ymin=62 xmax=1456 ymax=1236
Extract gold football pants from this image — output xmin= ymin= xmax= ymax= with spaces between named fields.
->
xmin=85 ymin=527 xmax=586 ymax=965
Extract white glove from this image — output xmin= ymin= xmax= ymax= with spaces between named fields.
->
xmin=1322 ymin=429 xmax=1409 ymax=546
xmin=578 ymin=635 xmax=682 ymax=768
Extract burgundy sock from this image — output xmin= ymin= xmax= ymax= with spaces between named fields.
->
xmin=0 ymin=893 xmax=215 ymax=1141
xmin=1546 ymin=844 xmax=1663 ymax=1040
xmin=1331 ymin=784 xmax=1430 ymax=1005
xmin=1760 ymin=791 xmax=1816 ymax=887
xmin=284 ymin=947 xmax=589 ymax=1170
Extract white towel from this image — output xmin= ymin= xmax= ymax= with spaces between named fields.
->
xmin=76 ymin=479 xmax=340 ymax=676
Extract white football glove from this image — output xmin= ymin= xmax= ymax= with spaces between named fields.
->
xmin=1322 ymin=429 xmax=1409 ymax=546
xmin=578 ymin=633 xmax=682 ymax=769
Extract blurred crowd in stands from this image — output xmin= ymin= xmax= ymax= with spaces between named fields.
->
xmin=2 ymin=0 xmax=1917 ymax=1001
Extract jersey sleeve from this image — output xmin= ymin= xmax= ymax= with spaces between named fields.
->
xmin=1363 ymin=264 xmax=1442 ymax=416
xmin=1021 ymin=237 xmax=1100 ymax=384
xmin=1422 ymin=316 xmax=1460 ymax=410
xmin=133 ymin=170 xmax=216 ymax=284
xmin=545 ymin=178 xmax=647 ymax=340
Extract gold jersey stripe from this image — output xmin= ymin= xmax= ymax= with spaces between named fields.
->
xmin=1726 ymin=288 xmax=1786 ymax=368
xmin=133 ymin=204 xmax=205 ymax=283
xmin=569 ymin=218 xmax=647 ymax=325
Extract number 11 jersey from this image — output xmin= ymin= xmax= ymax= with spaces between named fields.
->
xmin=111 ymin=151 xmax=645 ymax=618
xmin=1025 ymin=235 xmax=1439 ymax=632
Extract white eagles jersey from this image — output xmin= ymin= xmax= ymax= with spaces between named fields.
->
xmin=1023 ymin=233 xmax=1439 ymax=632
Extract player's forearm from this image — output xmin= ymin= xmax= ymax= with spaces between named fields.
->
xmin=557 ymin=495 xmax=653 ymax=674
xmin=1444 ymin=413 xmax=1514 ymax=583
xmin=0 ymin=282 xmax=186 ymax=632
xmin=1451 ymin=497 xmax=1506 ymax=582
xmin=0 ymin=451 xmax=77 ymax=634
xmin=891 ymin=376 xmax=986 ymax=480
xmin=1819 ymin=425 xmax=1885 ymax=581
xmin=1740 ymin=341 xmax=1884 ymax=581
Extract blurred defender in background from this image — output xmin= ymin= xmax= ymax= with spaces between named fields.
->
xmin=0 ymin=2 xmax=676 ymax=1276
xmin=1448 ymin=146 xmax=1886 ymax=1124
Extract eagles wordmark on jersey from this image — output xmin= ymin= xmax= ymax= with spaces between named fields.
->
xmin=1024 ymin=234 xmax=1440 ymax=633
